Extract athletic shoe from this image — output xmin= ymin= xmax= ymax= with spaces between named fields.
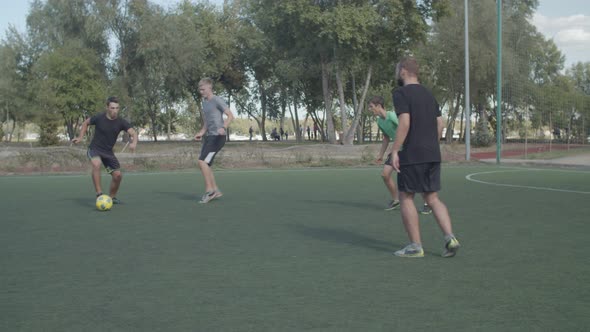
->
xmin=420 ymin=204 xmax=432 ymax=215
xmin=394 ymin=243 xmax=424 ymax=258
xmin=385 ymin=200 xmax=400 ymax=211
xmin=442 ymin=236 xmax=461 ymax=258
xmin=112 ymin=197 xmax=121 ymax=204
xmin=96 ymin=192 xmax=103 ymax=198
xmin=199 ymin=191 xmax=222 ymax=204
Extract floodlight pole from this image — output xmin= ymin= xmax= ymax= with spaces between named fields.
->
xmin=496 ymin=0 xmax=503 ymax=164
xmin=465 ymin=0 xmax=471 ymax=160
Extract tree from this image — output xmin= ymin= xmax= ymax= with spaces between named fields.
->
xmin=0 ymin=29 xmax=36 ymax=142
xmin=33 ymin=43 xmax=106 ymax=142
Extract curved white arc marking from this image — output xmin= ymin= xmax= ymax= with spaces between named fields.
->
xmin=466 ymin=170 xmax=590 ymax=194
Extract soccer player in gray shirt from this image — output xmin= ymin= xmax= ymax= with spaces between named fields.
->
xmin=194 ymin=78 xmax=234 ymax=203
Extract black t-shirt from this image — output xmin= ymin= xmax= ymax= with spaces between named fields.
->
xmin=88 ymin=113 xmax=131 ymax=154
xmin=393 ymin=84 xmax=441 ymax=165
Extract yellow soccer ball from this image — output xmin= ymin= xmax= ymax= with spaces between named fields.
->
xmin=96 ymin=194 xmax=113 ymax=211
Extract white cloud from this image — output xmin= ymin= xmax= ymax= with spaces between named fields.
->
xmin=555 ymin=28 xmax=590 ymax=43
xmin=531 ymin=13 xmax=590 ymax=66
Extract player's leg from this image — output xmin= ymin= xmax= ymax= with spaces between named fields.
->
xmin=399 ymin=191 xmax=421 ymax=244
xmin=422 ymin=162 xmax=460 ymax=257
xmin=108 ymin=170 xmax=122 ymax=200
xmin=198 ymin=135 xmax=225 ymax=203
xmin=103 ymin=154 xmax=123 ymax=203
xmin=394 ymin=165 xmax=424 ymax=257
xmin=87 ymin=149 xmax=103 ymax=196
xmin=382 ymin=153 xmax=399 ymax=210
xmin=423 ymin=192 xmax=452 ymax=234
xmin=198 ymin=160 xmax=215 ymax=192
xmin=422 ymin=193 xmax=460 ymax=257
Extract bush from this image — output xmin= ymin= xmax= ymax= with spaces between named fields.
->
xmin=38 ymin=117 xmax=60 ymax=146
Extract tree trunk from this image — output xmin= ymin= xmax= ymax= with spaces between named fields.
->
xmin=344 ymin=65 xmax=372 ymax=145
xmin=445 ymin=93 xmax=462 ymax=143
xmin=289 ymin=88 xmax=302 ymax=143
xmin=65 ymin=117 xmax=76 ymax=140
xmin=166 ymin=104 xmax=172 ymax=141
xmin=9 ymin=120 xmax=16 ymax=142
xmin=280 ymin=88 xmax=287 ymax=139
xmin=259 ymin=81 xmax=268 ymax=141
xmin=335 ymin=65 xmax=347 ymax=144
xmin=351 ymin=73 xmax=363 ymax=144
xmin=321 ymin=59 xmax=336 ymax=144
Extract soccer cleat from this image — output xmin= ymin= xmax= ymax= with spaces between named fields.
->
xmin=420 ymin=204 xmax=432 ymax=215
xmin=111 ymin=197 xmax=121 ymax=204
xmin=442 ymin=236 xmax=461 ymax=258
xmin=394 ymin=243 xmax=424 ymax=258
xmin=199 ymin=191 xmax=222 ymax=204
xmin=385 ymin=200 xmax=400 ymax=211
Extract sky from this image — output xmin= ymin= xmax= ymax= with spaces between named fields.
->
xmin=0 ymin=0 xmax=588 ymax=67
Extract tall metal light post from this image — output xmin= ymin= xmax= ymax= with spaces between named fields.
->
xmin=465 ymin=0 xmax=471 ymax=160
xmin=496 ymin=0 xmax=503 ymax=164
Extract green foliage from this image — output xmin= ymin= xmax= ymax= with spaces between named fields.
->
xmin=33 ymin=44 xmax=106 ymax=139
xmin=38 ymin=116 xmax=60 ymax=146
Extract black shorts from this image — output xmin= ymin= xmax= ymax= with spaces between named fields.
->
xmin=384 ymin=153 xmax=393 ymax=166
xmin=199 ymin=135 xmax=226 ymax=166
xmin=397 ymin=162 xmax=441 ymax=193
xmin=87 ymin=148 xmax=120 ymax=174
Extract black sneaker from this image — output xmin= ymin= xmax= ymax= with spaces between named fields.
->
xmin=420 ymin=204 xmax=432 ymax=215
xmin=111 ymin=197 xmax=121 ymax=204
xmin=385 ymin=200 xmax=400 ymax=211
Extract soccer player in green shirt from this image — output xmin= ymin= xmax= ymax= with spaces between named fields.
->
xmin=369 ymin=96 xmax=431 ymax=213
xmin=369 ymin=96 xmax=401 ymax=210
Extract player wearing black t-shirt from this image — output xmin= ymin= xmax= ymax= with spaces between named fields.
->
xmin=72 ymin=97 xmax=138 ymax=203
xmin=390 ymin=57 xmax=460 ymax=258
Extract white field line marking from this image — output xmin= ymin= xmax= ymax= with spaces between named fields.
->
xmin=0 ymin=166 xmax=381 ymax=180
xmin=465 ymin=169 xmax=590 ymax=194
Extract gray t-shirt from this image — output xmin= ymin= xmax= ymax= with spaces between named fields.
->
xmin=202 ymin=96 xmax=228 ymax=136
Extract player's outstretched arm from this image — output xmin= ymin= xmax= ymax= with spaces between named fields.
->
xmin=72 ymin=118 xmax=91 ymax=144
xmin=376 ymin=135 xmax=390 ymax=164
xmin=127 ymin=128 xmax=138 ymax=151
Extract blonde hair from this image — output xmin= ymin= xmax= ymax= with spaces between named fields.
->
xmin=199 ymin=77 xmax=214 ymax=87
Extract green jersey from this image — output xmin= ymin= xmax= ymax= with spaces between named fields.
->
xmin=377 ymin=111 xmax=398 ymax=140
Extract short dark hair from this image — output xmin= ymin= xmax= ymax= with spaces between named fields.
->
xmin=106 ymin=96 xmax=119 ymax=106
xmin=369 ymin=96 xmax=385 ymax=108
xmin=397 ymin=57 xmax=419 ymax=77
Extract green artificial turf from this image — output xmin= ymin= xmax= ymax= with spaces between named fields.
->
xmin=1 ymin=165 xmax=589 ymax=331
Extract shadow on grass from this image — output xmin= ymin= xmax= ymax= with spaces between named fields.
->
xmin=71 ymin=197 xmax=93 ymax=208
xmin=300 ymin=199 xmax=383 ymax=210
xmin=155 ymin=191 xmax=197 ymax=201
xmin=291 ymin=224 xmax=396 ymax=253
